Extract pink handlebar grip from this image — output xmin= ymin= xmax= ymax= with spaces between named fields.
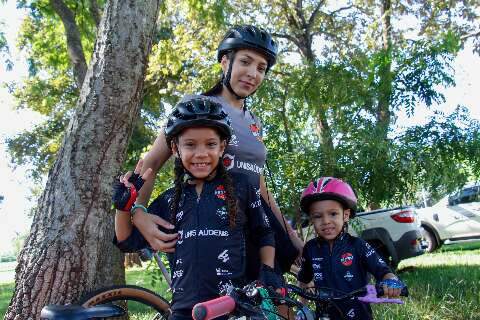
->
xmin=192 ymin=295 xmax=236 ymax=320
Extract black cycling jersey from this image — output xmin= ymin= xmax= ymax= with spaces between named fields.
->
xmin=297 ymin=233 xmax=392 ymax=320
xmin=114 ymin=172 xmax=274 ymax=315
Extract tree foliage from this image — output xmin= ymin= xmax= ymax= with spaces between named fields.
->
xmin=4 ymin=0 xmax=480 ymax=216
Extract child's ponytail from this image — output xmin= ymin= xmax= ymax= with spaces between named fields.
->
xmin=170 ymin=157 xmax=185 ymax=225
xmin=217 ymin=159 xmax=237 ymax=229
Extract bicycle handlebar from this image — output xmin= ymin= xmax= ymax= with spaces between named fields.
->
xmin=287 ymin=284 xmax=407 ymax=304
xmin=192 ymin=295 xmax=236 ymax=320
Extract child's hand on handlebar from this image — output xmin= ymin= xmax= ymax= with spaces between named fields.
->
xmin=379 ymin=277 xmax=405 ymax=298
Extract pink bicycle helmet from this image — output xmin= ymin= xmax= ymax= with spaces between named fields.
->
xmin=300 ymin=177 xmax=357 ymax=217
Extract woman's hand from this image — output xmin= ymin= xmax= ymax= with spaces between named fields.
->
xmin=132 ymin=211 xmax=178 ymax=253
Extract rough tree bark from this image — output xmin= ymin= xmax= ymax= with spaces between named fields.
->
xmin=5 ymin=1 xmax=161 ymax=319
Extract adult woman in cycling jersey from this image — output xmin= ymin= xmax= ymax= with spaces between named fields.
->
xmin=128 ymin=25 xmax=303 ymax=272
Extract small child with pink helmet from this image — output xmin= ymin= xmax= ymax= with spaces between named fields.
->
xmin=296 ymin=177 xmax=406 ymax=320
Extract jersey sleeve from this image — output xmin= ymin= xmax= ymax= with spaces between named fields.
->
xmin=113 ymin=190 xmax=172 ymax=253
xmin=297 ymin=241 xmax=314 ymax=284
xmin=245 ymin=178 xmax=275 ymax=248
xmin=357 ymin=238 xmax=392 ymax=280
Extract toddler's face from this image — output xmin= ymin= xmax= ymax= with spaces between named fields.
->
xmin=309 ymin=200 xmax=350 ymax=243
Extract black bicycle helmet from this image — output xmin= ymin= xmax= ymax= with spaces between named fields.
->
xmin=217 ymin=25 xmax=278 ymax=68
xmin=165 ymin=98 xmax=232 ymax=147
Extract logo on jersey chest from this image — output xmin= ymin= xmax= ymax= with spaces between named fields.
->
xmin=341 ymin=252 xmax=354 ymax=267
xmin=229 ymin=134 xmax=239 ymax=147
xmin=215 ymin=185 xmax=226 ymax=200
xmin=216 ymin=206 xmax=228 ymax=220
xmin=223 ymin=154 xmax=235 ymax=171
xmin=344 ymin=271 xmax=354 ymax=281
xmin=249 ymin=123 xmax=262 ymax=141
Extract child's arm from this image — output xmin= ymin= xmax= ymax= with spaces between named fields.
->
xmin=357 ymin=238 xmax=402 ymax=297
xmin=115 ymin=209 xmax=134 ymax=241
xmin=114 ymin=191 xmax=171 ymax=253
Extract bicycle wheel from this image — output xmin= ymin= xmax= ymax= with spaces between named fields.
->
xmin=79 ymin=285 xmax=171 ymax=320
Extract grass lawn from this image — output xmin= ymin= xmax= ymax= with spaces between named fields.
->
xmin=1 ymin=242 xmax=480 ymax=319
xmin=373 ymin=241 xmax=480 ymax=320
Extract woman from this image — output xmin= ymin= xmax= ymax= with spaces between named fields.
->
xmin=129 ymin=25 xmax=303 ymax=274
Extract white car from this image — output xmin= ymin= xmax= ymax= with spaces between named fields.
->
xmin=417 ymin=184 xmax=480 ymax=252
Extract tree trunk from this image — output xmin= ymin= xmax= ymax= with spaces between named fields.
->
xmin=315 ymin=108 xmax=336 ymax=176
xmin=369 ymin=0 xmax=393 ymax=209
xmin=5 ymin=1 xmax=160 ymax=319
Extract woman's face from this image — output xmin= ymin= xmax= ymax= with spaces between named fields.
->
xmin=221 ymin=49 xmax=268 ymax=97
xmin=172 ymin=127 xmax=226 ymax=179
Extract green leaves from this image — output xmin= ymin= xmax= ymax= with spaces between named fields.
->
xmin=6 ymin=0 xmax=479 ymax=215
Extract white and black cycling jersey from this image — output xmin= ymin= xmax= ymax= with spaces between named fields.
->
xmin=114 ymin=172 xmax=274 ymax=314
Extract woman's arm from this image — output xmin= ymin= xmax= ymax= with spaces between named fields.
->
xmin=130 ymin=131 xmax=178 ymax=252
xmin=259 ymin=174 xmax=304 ymax=251
xmin=259 ymin=245 xmax=275 ymax=268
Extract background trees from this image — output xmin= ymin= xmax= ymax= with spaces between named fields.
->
xmin=2 ymin=0 xmax=479 ymax=315
xmin=5 ymin=0 xmax=480 ymax=214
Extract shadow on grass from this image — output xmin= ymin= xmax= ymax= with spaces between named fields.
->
xmin=375 ymin=264 xmax=480 ymax=320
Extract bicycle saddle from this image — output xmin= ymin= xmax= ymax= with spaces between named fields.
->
xmin=40 ymin=304 xmax=125 ymax=319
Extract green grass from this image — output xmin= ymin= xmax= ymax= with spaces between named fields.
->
xmin=373 ymin=241 xmax=480 ymax=320
xmin=0 ymin=282 xmax=14 ymax=317
xmin=1 ymin=242 xmax=480 ymax=319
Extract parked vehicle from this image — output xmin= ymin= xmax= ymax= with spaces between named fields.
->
xmin=302 ymin=206 xmax=425 ymax=269
xmin=417 ymin=184 xmax=480 ymax=252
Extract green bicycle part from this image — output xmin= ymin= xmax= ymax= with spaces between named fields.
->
xmin=258 ymin=287 xmax=278 ymax=320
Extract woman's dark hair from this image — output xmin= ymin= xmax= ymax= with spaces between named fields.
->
xmin=169 ymin=138 xmax=237 ymax=228
xmin=202 ymin=51 xmax=234 ymax=97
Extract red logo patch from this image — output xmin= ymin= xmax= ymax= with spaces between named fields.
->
xmin=215 ymin=185 xmax=226 ymax=200
xmin=222 ymin=154 xmax=234 ymax=170
xmin=249 ymin=124 xmax=263 ymax=141
xmin=340 ymin=252 xmax=353 ymax=267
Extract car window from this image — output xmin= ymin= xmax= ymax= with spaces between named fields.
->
xmin=456 ymin=186 xmax=480 ymax=204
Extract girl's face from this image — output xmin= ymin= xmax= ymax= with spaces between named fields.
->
xmin=172 ymin=127 xmax=226 ymax=179
xmin=309 ymin=200 xmax=350 ymax=244
xmin=221 ymin=49 xmax=268 ymax=97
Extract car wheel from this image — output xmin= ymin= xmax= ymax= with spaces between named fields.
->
xmin=368 ymin=241 xmax=398 ymax=270
xmin=423 ymin=228 xmax=438 ymax=252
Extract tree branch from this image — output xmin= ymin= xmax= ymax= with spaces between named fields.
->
xmin=89 ymin=0 xmax=101 ymax=28
xmin=307 ymin=0 xmax=326 ymax=28
xmin=295 ymin=0 xmax=307 ymax=28
xmin=50 ymin=0 xmax=88 ymax=88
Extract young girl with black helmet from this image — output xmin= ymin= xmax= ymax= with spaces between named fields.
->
xmin=114 ymin=98 xmax=283 ymax=320
xmin=297 ymin=177 xmax=406 ymax=320
xmin=126 ymin=25 xmax=302 ymax=276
